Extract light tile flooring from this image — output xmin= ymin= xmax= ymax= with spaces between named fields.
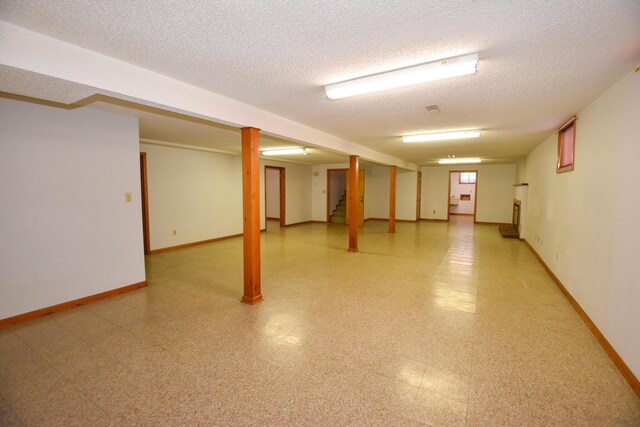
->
xmin=1 ymin=217 xmax=639 ymax=425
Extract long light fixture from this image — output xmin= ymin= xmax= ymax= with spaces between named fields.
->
xmin=261 ymin=147 xmax=308 ymax=156
xmin=325 ymin=53 xmax=478 ymax=100
xmin=402 ymin=129 xmax=481 ymax=143
xmin=438 ymin=158 xmax=482 ymax=164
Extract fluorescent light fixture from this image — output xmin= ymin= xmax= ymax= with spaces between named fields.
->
xmin=402 ymin=129 xmax=481 ymax=143
xmin=261 ymin=147 xmax=308 ymax=156
xmin=325 ymin=53 xmax=478 ymax=100
xmin=438 ymin=158 xmax=482 ymax=164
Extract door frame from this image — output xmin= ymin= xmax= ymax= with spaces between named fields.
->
xmin=264 ymin=166 xmax=286 ymax=227
xmin=416 ymin=171 xmax=422 ymax=220
xmin=447 ymin=170 xmax=479 ymax=223
xmin=326 ymin=168 xmax=348 ymax=222
xmin=140 ymin=152 xmax=150 ymax=255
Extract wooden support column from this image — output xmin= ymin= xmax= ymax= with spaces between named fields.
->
xmin=389 ymin=165 xmax=396 ymax=233
xmin=348 ymin=155 xmax=359 ymax=252
xmin=241 ymin=127 xmax=263 ymax=304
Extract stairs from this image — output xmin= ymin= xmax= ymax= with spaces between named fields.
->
xmin=330 ymin=192 xmax=347 ymax=224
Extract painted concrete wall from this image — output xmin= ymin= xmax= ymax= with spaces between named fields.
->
xmin=449 ymin=172 xmax=476 ymax=215
xmin=0 ymin=98 xmax=145 ymax=320
xmin=523 ymin=70 xmax=640 ymax=379
xmin=422 ymin=164 xmax=516 ymax=223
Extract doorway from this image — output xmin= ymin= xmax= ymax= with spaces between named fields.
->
xmin=447 ymin=170 xmax=478 ymax=222
xmin=264 ymin=166 xmax=285 ymax=228
xmin=326 ymin=169 xmax=348 ymax=223
xmin=140 ymin=152 xmax=150 ymax=255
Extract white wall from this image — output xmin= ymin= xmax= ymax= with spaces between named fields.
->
xmin=141 ymin=143 xmax=243 ymax=250
xmin=142 ymin=145 xmax=313 ymax=250
xmin=367 ymin=167 xmax=389 ymax=219
xmin=397 ymin=170 xmax=418 ymax=221
xmin=524 ymin=70 xmax=640 ymax=379
xmin=421 ymin=164 xmax=516 ymax=223
xmin=0 ymin=98 xmax=145 ymax=320
xmin=265 ymin=167 xmax=280 ymax=219
xmin=358 ymin=166 xmax=418 ymax=221
xmin=262 ymin=159 xmax=312 ymax=225
xmin=328 ymin=170 xmax=347 ymax=215
xmin=449 ymin=172 xmax=476 ymax=215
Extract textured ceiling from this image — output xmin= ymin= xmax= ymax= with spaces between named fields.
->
xmin=1 ymin=0 xmax=639 ymax=165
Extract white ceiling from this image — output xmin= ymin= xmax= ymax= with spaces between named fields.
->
xmin=1 ymin=0 xmax=639 ymax=165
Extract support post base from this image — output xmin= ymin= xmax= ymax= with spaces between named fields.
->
xmin=241 ymin=294 xmax=264 ymax=305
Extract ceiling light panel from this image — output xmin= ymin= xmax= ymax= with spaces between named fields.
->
xmin=261 ymin=147 xmax=308 ymax=156
xmin=402 ymin=129 xmax=481 ymax=143
xmin=325 ymin=53 xmax=478 ymax=100
xmin=438 ymin=158 xmax=482 ymax=164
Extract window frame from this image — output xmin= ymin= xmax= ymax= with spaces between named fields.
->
xmin=459 ymin=172 xmax=477 ymax=184
xmin=557 ymin=117 xmax=576 ymax=174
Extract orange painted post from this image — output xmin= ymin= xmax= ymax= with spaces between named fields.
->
xmin=348 ymin=155 xmax=359 ymax=252
xmin=389 ymin=165 xmax=396 ymax=233
xmin=241 ymin=127 xmax=263 ymax=304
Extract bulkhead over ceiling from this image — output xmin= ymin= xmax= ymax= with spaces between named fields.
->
xmin=1 ymin=0 xmax=639 ymax=164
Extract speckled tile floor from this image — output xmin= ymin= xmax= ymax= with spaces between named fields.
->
xmin=1 ymin=216 xmax=639 ymax=426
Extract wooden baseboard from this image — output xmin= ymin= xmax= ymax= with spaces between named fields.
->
xmin=149 ymin=233 xmax=243 ymax=254
xmin=0 ymin=281 xmax=147 ymax=328
xmin=366 ymin=218 xmax=387 ymax=221
xmin=449 ymin=213 xmax=475 ymax=216
xmin=524 ymin=240 xmax=640 ymax=399
xmin=475 ymin=221 xmax=511 ymax=226
xmin=266 ymin=217 xmax=280 ymax=221
xmin=284 ymin=220 xmax=314 ymax=227
xmin=420 ymin=218 xmax=448 ymax=222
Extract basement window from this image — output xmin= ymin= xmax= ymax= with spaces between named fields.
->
xmin=557 ymin=117 xmax=576 ymax=173
xmin=459 ymin=172 xmax=476 ymax=184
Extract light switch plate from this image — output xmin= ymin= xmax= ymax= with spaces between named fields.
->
xmin=125 ymin=192 xmax=132 ymax=202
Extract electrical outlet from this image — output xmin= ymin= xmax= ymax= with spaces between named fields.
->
xmin=125 ymin=192 xmax=132 ymax=203
xmin=172 ymin=229 xmax=176 ymax=236
xmin=556 ymin=252 xmax=559 ymax=261
xmin=433 ymin=209 xmax=436 ymax=214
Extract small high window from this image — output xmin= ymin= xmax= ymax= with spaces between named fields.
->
xmin=459 ymin=172 xmax=477 ymax=184
xmin=557 ymin=117 xmax=576 ymax=173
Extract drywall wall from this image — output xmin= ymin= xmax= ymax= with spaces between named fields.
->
xmin=360 ymin=166 xmax=418 ymax=221
xmin=396 ymin=170 xmax=418 ymax=221
xmin=421 ymin=164 xmax=516 ymax=223
xmin=0 ymin=98 xmax=145 ymax=320
xmin=262 ymin=159 xmax=312 ymax=225
xmin=524 ymin=70 xmax=640 ymax=379
xmin=265 ymin=167 xmax=280 ymax=219
xmin=449 ymin=172 xmax=476 ymax=215
xmin=367 ymin=167 xmax=390 ymax=219
xmin=140 ymin=143 xmax=243 ymax=250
